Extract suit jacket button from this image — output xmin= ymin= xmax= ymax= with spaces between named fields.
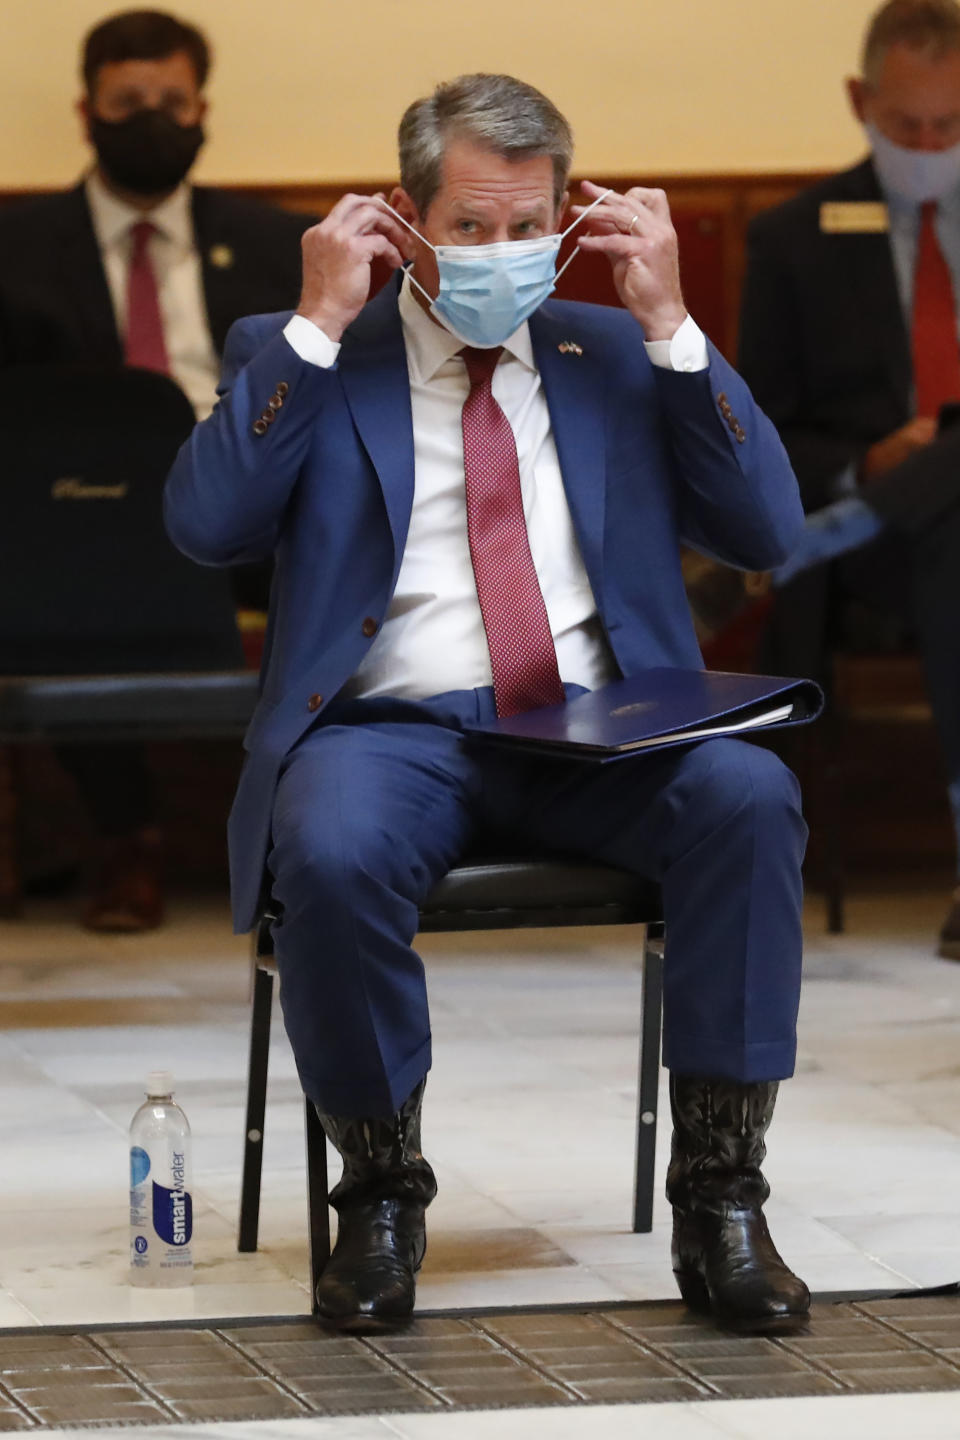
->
xmin=362 ymin=617 xmax=378 ymax=638
xmin=268 ymin=393 xmax=283 ymax=410
xmin=307 ymin=693 xmax=324 ymax=712
xmin=252 ymin=418 xmax=269 ymax=436
xmin=735 ymin=429 xmax=746 ymax=443
xmin=716 ymin=391 xmax=728 ymax=404
xmin=275 ymin=381 xmax=290 ymax=397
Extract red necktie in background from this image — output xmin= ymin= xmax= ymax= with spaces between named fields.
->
xmin=460 ymin=346 xmax=565 ymax=718
xmin=912 ymin=200 xmax=960 ymax=418
xmin=124 ymin=219 xmax=170 ymax=374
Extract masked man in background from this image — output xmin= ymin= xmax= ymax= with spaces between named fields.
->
xmin=0 ymin=9 xmax=312 ymax=931
xmin=167 ymin=73 xmax=810 ymax=1335
xmin=740 ymin=0 xmax=960 ymax=958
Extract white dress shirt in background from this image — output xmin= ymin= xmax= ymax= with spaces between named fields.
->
xmin=86 ymin=170 xmax=220 ymax=420
xmin=284 ymin=272 xmax=708 ymax=701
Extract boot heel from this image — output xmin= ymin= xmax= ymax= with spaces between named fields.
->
xmin=674 ymin=1267 xmax=711 ymax=1313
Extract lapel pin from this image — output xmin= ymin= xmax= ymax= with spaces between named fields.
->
xmin=558 ymin=341 xmax=583 ymax=356
xmin=209 ymin=243 xmax=234 ymax=269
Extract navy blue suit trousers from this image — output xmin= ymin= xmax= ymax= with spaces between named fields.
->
xmin=267 ymin=688 xmax=807 ymax=1117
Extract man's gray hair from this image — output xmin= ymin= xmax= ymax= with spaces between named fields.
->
xmin=398 ymin=73 xmax=573 ymax=216
xmin=863 ymin=0 xmax=960 ymax=82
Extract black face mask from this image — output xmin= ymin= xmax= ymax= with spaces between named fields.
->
xmin=90 ymin=109 xmax=204 ymax=196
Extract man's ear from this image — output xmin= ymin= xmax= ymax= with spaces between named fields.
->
xmin=557 ymin=188 xmax=570 ymax=232
xmin=388 ymin=186 xmax=421 ymax=262
xmin=846 ymin=75 xmax=868 ymax=125
xmin=389 ymin=186 xmax=420 ymax=228
xmin=77 ymin=94 xmax=93 ymax=146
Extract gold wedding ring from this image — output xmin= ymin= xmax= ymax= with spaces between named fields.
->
xmin=628 ymin=213 xmax=640 ymax=235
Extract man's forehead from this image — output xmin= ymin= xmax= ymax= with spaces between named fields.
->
xmin=872 ymin=41 xmax=960 ymax=93
xmin=94 ymin=53 xmax=201 ymax=94
xmin=437 ymin=141 xmax=555 ymax=210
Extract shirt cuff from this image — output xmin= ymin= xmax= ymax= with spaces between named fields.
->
xmin=643 ymin=313 xmax=709 ymax=372
xmin=283 ymin=314 xmax=342 ymax=369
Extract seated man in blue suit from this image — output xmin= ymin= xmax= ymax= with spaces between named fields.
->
xmin=165 ymin=74 xmax=809 ymax=1336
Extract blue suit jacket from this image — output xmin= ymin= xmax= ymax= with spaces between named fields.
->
xmin=165 ymin=277 xmax=804 ymax=932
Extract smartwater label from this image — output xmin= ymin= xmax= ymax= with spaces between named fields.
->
xmin=151 ymin=1152 xmax=192 ymax=1247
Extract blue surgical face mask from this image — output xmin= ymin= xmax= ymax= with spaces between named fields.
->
xmin=867 ymin=122 xmax=960 ymax=204
xmin=380 ymin=189 xmax=611 ymax=348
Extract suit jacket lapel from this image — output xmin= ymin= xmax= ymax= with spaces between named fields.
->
xmin=834 ymin=160 xmax=912 ymax=406
xmin=57 ymin=185 xmax=123 ymax=365
xmin=530 ymin=304 xmax=607 ymax=609
xmin=192 ymin=187 xmax=234 ymax=355
xmin=338 ymin=276 xmax=416 ymax=580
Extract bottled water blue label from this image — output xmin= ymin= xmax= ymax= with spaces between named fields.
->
xmin=130 ymin=1146 xmax=150 ymax=1187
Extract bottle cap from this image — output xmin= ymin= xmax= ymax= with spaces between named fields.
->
xmin=146 ymin=1070 xmax=174 ymax=1097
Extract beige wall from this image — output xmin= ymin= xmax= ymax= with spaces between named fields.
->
xmin=2 ymin=0 xmax=880 ymax=189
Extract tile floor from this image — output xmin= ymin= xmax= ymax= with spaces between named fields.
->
xmin=2 ymin=878 xmax=960 ymax=1436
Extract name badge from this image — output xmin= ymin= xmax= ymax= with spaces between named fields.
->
xmin=820 ymin=201 xmax=890 ymax=234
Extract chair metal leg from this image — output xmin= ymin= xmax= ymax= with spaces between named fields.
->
xmin=633 ymin=925 xmax=664 ymax=1233
xmin=819 ymin=718 xmax=846 ymax=935
xmin=238 ymin=962 xmax=274 ymax=1253
xmin=304 ymin=1099 xmax=330 ymax=1314
xmin=823 ymin=752 xmax=846 ymax=934
xmin=0 ymin=745 xmax=23 ymax=918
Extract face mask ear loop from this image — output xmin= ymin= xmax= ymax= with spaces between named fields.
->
xmin=553 ymin=189 xmax=614 ymax=284
xmin=559 ymin=187 xmax=614 ymax=241
xmin=374 ymin=196 xmax=439 ymax=304
xmin=554 ymin=246 xmax=582 ymax=284
xmin=374 ymin=194 xmax=436 ymax=248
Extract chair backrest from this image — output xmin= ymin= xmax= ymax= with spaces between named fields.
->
xmin=0 ymin=364 xmax=244 ymax=675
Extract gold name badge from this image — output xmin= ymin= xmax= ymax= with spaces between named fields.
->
xmin=820 ymin=201 xmax=889 ymax=234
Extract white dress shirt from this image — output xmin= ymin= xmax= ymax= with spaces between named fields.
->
xmin=85 ymin=170 xmax=220 ymax=419
xmin=284 ymin=272 xmax=708 ymax=701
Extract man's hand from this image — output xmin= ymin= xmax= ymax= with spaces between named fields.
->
xmin=571 ymin=180 xmax=687 ymax=340
xmin=859 ymin=417 xmax=937 ymax=482
xmin=296 ymin=193 xmax=411 ymax=343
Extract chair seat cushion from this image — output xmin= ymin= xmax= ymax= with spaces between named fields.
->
xmin=256 ymin=857 xmax=661 ymax=960
xmin=418 ymin=857 xmax=661 ymax=931
xmin=0 ymin=670 xmax=258 ymax=741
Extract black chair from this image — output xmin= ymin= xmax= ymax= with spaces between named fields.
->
xmin=237 ymin=858 xmax=665 ymax=1311
xmin=0 ymin=364 xmax=244 ymax=677
xmin=0 ymin=365 xmax=257 ymax=906
xmin=817 ymin=649 xmax=935 ymax=934
xmin=765 ymin=569 xmax=939 ymax=935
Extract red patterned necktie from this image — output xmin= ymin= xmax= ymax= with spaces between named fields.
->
xmin=124 ymin=219 xmax=170 ymax=374
xmin=912 ymin=200 xmax=960 ymax=418
xmin=460 ymin=346 xmax=565 ymax=718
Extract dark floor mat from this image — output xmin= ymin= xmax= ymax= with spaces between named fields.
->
xmin=1 ymin=1292 xmax=960 ymax=1428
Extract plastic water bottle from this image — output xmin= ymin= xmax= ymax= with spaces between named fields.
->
xmin=129 ymin=1071 xmax=194 ymax=1287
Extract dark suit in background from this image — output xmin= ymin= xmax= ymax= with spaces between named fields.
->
xmin=0 ymin=183 xmax=311 ymax=370
xmin=0 ymin=180 xmax=314 ymax=904
xmin=738 ymin=158 xmax=960 ymax=816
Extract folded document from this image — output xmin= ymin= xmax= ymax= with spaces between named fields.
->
xmin=463 ymin=668 xmax=824 ymax=760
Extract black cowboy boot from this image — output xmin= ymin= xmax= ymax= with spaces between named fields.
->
xmin=314 ymin=1078 xmax=437 ymax=1333
xmin=666 ymin=1075 xmax=810 ymax=1335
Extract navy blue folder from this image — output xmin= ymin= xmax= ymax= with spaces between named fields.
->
xmin=463 ymin=669 xmax=824 ymax=760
